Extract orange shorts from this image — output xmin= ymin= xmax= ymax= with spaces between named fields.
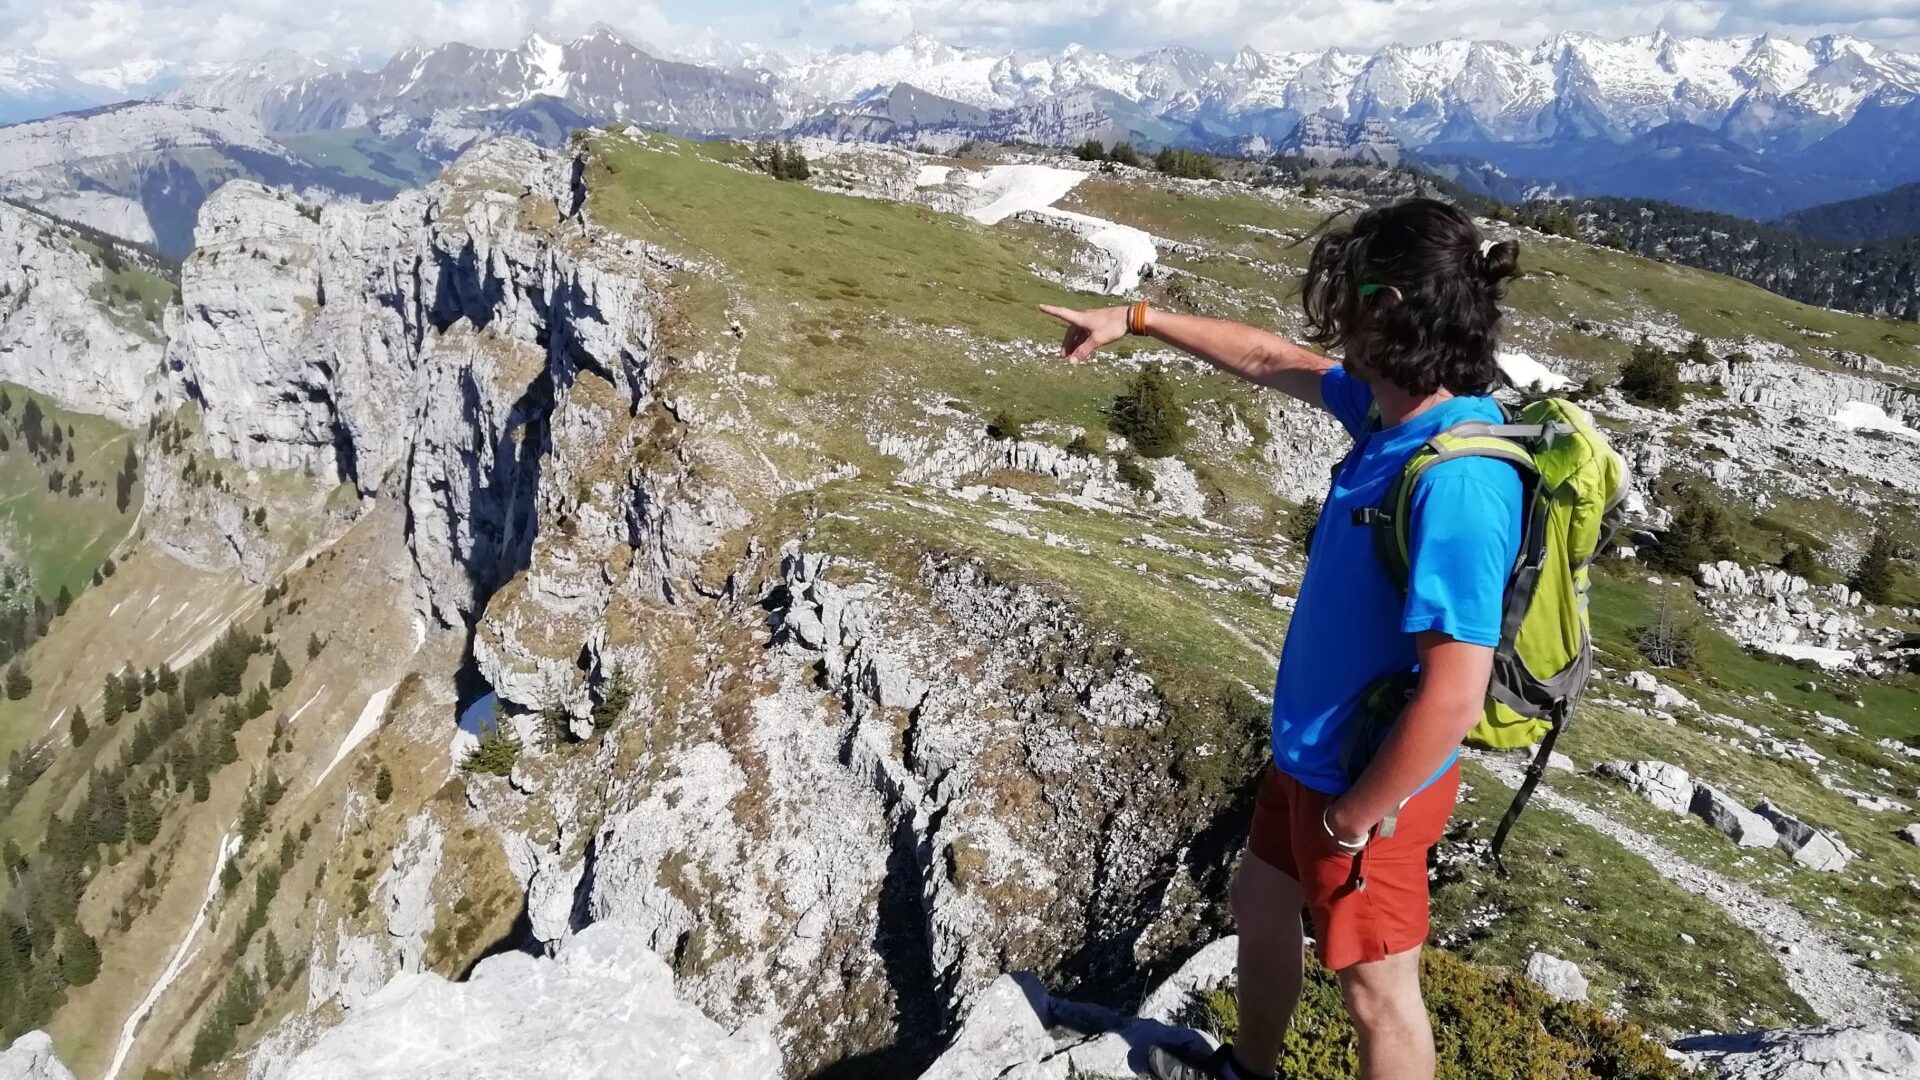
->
xmin=1247 ymin=762 xmax=1460 ymax=972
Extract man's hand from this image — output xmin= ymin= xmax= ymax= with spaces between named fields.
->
xmin=1324 ymin=799 xmax=1374 ymax=848
xmin=1038 ymin=304 xmax=1130 ymax=363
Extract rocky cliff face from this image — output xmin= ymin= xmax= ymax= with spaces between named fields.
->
xmin=147 ymin=134 xmax=1237 ymax=1076
xmin=159 ymin=138 xmax=670 ymax=625
xmin=0 ymin=201 xmax=165 ymax=422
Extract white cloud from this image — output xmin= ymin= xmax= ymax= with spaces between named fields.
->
xmin=3 ymin=0 xmax=1916 ymax=71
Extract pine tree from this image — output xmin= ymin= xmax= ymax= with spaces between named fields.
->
xmin=53 ymin=586 xmax=70 ymax=617
xmin=246 ymin=684 xmax=271 ymax=719
xmin=1635 ymin=595 xmax=1702 ymax=670
xmin=1647 ymin=487 xmax=1738 ymax=575
xmin=306 ymin=632 xmax=324 ymax=660
xmin=220 ymin=858 xmax=241 ymax=894
xmin=1849 ymin=528 xmax=1897 ymax=604
xmin=1618 ymin=342 xmax=1684 ymax=408
xmin=90 ymin=780 xmax=128 ymax=847
xmin=155 ymin=662 xmax=177 ymax=695
xmin=102 ymin=673 xmax=123 ymax=725
xmin=1110 ymin=363 xmax=1189 ymax=458
xmin=462 ymin=718 xmax=522 ymax=777
xmin=1073 ymin=137 xmax=1106 ymax=161
xmin=192 ymin=770 xmax=211 ymax=804
xmin=1778 ymin=544 xmax=1822 ymax=581
xmin=269 ymin=650 xmax=292 ymax=691
xmin=4 ymin=665 xmax=30 ymax=701
xmin=238 ymin=786 xmax=267 ymax=844
xmin=128 ymin=788 xmax=160 ymax=846
xmin=58 ymin=928 xmax=100 ymax=987
xmin=1106 ymin=142 xmax=1141 ymax=167
xmin=69 ymin=706 xmax=89 ymax=748
xmin=374 ymin=765 xmax=393 ymax=804
xmin=263 ymin=931 xmax=286 ymax=988
xmin=262 ymin=770 xmax=285 ymax=807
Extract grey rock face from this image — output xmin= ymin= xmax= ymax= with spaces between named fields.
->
xmin=276 ymin=921 xmax=782 ymax=1080
xmin=1754 ymin=800 xmax=1856 ymax=872
xmin=163 ymin=137 xmax=666 ymax=626
xmin=378 ymin=813 xmax=444 ymax=973
xmin=1674 ymin=1025 xmax=1920 ymax=1080
xmin=1523 ymin=951 xmax=1590 ymax=1002
xmin=0 ymin=1032 xmax=76 ymax=1080
xmin=1596 ymin=760 xmax=1693 ymax=813
xmin=1691 ymin=785 xmax=1778 ymax=849
xmin=0 ymin=201 xmax=164 ymax=422
xmin=916 ymin=937 xmax=1231 ymax=1080
xmin=1899 ymin=824 xmax=1920 ymax=847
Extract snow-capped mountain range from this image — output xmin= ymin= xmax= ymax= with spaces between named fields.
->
xmin=6 ymin=27 xmax=1920 ymax=221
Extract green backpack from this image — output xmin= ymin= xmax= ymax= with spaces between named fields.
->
xmin=1345 ymin=397 xmax=1628 ymax=870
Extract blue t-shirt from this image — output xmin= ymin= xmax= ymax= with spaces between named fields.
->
xmin=1271 ymin=366 xmax=1523 ymax=795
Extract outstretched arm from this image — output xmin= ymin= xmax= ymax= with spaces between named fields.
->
xmin=1038 ymin=304 xmax=1335 ymax=409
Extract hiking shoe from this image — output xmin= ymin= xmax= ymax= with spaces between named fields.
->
xmin=1147 ymin=1042 xmax=1267 ymax=1080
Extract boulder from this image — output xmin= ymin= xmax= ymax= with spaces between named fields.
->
xmin=1523 ymin=952 xmax=1589 ymax=1003
xmin=280 ymin=921 xmax=781 ymax=1079
xmin=1691 ymin=785 xmax=1777 ymax=848
xmin=0 ymin=1032 xmax=75 ymax=1080
xmin=1753 ymin=800 xmax=1855 ymax=872
xmin=917 ymin=939 xmax=1230 ymax=1079
xmin=1898 ymin=824 xmax=1920 ymax=847
xmin=1596 ymin=760 xmax=1693 ymax=813
xmin=1674 ymin=1025 xmax=1920 ymax=1079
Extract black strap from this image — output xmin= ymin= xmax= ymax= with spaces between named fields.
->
xmin=1488 ymin=707 xmax=1566 ymax=877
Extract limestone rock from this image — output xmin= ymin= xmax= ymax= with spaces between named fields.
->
xmin=278 ymin=921 xmax=782 ymax=1080
xmin=0 ymin=201 xmax=163 ymax=422
xmin=916 ymin=938 xmax=1231 ymax=1080
xmin=1523 ymin=951 xmax=1590 ymax=1002
xmin=1674 ymin=1025 xmax=1920 ymax=1080
xmin=1691 ymin=785 xmax=1778 ymax=849
xmin=379 ymin=813 xmax=444 ymax=973
xmin=1754 ymin=800 xmax=1856 ymax=872
xmin=1596 ymin=760 xmax=1693 ymax=813
xmin=1898 ymin=824 xmax=1920 ymax=847
xmin=0 ymin=1032 xmax=75 ymax=1080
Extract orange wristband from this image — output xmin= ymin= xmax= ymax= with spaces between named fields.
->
xmin=1128 ymin=300 xmax=1150 ymax=336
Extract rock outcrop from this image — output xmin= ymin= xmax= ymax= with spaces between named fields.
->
xmin=916 ymin=937 xmax=1232 ymax=1080
xmin=1755 ymin=800 xmax=1856 ymax=872
xmin=1691 ymin=785 xmax=1778 ymax=849
xmin=1675 ymin=1025 xmax=1920 ymax=1080
xmin=1596 ymin=760 xmax=1693 ymax=814
xmin=270 ymin=921 xmax=782 ymax=1080
xmin=159 ymin=137 xmax=671 ymax=624
xmin=0 ymin=201 xmax=164 ymax=422
xmin=1523 ymin=952 xmax=1590 ymax=1003
xmin=0 ymin=1032 xmax=75 ymax=1080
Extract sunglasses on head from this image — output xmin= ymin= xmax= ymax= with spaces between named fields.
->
xmin=1358 ymin=283 xmax=1400 ymax=300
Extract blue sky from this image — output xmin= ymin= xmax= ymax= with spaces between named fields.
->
xmin=5 ymin=0 xmax=1918 ymax=71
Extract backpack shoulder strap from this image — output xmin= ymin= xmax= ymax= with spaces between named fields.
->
xmin=1364 ymin=423 xmax=1539 ymax=591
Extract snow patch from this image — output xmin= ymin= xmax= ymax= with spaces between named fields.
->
xmin=1832 ymin=401 xmax=1920 ymax=441
xmin=914 ymin=164 xmax=953 ymax=188
xmin=1499 ymin=350 xmax=1573 ymax=392
xmin=958 ymin=164 xmax=1159 ymax=294
xmin=105 ymin=831 xmax=239 ymax=1080
xmin=286 ymin=688 xmax=326 ymax=725
xmin=1757 ymin=641 xmax=1857 ymax=670
xmin=313 ymin=685 xmax=396 ymax=791
xmin=960 ymin=164 xmax=1087 ymax=225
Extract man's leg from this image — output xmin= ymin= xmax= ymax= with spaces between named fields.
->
xmin=1338 ymin=947 xmax=1434 ymax=1080
xmin=1228 ymin=853 xmax=1305 ymax=1076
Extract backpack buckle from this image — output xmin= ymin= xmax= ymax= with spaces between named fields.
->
xmin=1351 ymin=508 xmax=1390 ymax=528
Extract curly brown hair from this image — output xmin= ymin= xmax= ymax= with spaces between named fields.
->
xmin=1301 ymin=198 xmax=1519 ymax=398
